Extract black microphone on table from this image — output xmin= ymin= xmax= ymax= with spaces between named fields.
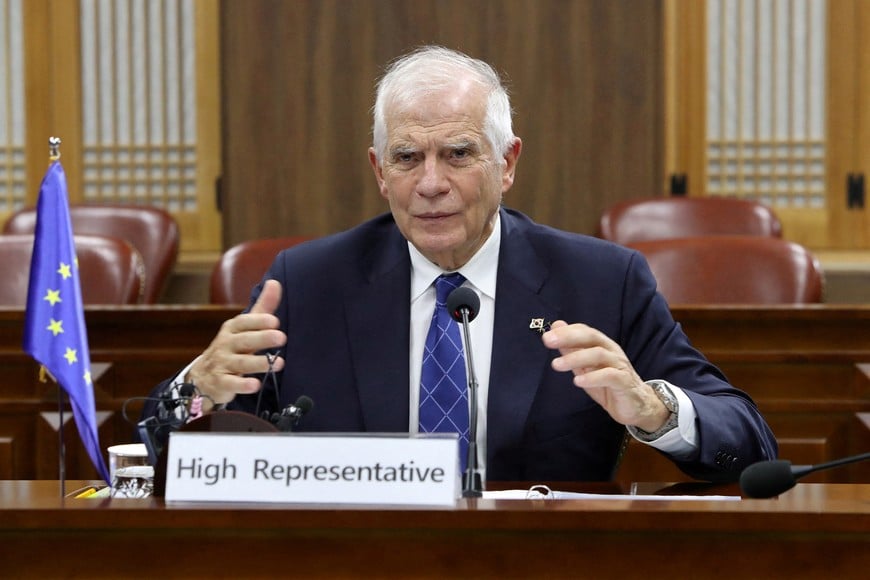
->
xmin=739 ymin=451 xmax=870 ymax=498
xmin=264 ymin=395 xmax=315 ymax=432
xmin=446 ymin=285 xmax=484 ymax=498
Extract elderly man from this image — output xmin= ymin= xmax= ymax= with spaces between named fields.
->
xmin=143 ymin=46 xmax=776 ymax=483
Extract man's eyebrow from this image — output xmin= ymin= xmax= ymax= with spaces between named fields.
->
xmin=444 ymin=139 xmax=479 ymax=151
xmin=388 ymin=145 xmax=418 ymax=157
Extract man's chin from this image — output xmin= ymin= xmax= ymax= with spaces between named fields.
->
xmin=412 ymin=236 xmax=467 ymax=268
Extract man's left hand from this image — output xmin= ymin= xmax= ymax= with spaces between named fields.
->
xmin=542 ymin=320 xmax=669 ymax=432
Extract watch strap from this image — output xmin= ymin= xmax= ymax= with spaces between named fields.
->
xmin=632 ymin=380 xmax=679 ymax=442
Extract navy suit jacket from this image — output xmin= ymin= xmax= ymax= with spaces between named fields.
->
xmin=148 ymin=208 xmax=777 ymax=482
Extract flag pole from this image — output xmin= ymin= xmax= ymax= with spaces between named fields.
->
xmin=48 ymin=136 xmax=66 ymax=498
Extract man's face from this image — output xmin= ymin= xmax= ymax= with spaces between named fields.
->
xmin=369 ymin=81 xmax=521 ymax=270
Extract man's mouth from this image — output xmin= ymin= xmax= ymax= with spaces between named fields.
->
xmin=416 ymin=211 xmax=456 ymax=220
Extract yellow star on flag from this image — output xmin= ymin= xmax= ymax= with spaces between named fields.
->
xmin=64 ymin=347 xmax=78 ymax=365
xmin=43 ymin=289 xmax=61 ymax=306
xmin=83 ymin=370 xmax=92 ymax=385
xmin=47 ymin=319 xmax=64 ymax=336
xmin=57 ymin=262 xmax=72 ymax=279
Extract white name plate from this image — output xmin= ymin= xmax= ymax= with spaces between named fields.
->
xmin=164 ymin=431 xmax=460 ymax=506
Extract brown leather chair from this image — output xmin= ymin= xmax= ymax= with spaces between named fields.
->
xmin=210 ymin=236 xmax=312 ymax=305
xmin=0 ymin=234 xmax=145 ymax=305
xmin=597 ymin=197 xmax=783 ymax=245
xmin=3 ymin=204 xmax=179 ymax=303
xmin=628 ymin=235 xmax=824 ymax=304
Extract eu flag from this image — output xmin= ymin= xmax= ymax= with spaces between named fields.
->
xmin=23 ymin=161 xmax=110 ymax=483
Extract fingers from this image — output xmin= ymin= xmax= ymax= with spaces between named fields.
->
xmin=543 ymin=321 xmax=613 ymax=373
xmin=219 ymin=317 xmax=286 ymax=353
xmin=541 ymin=320 xmax=651 ymax=426
xmin=222 ymin=280 xmax=283 ymax=335
xmin=192 ymin=347 xmax=287 ymax=406
xmin=205 ymin=355 xmax=285 ymax=394
xmin=251 ymin=279 xmax=282 ymax=314
xmin=542 ymin=320 xmax=617 ymax=353
xmin=542 ymin=320 xmax=639 ymax=387
xmin=190 ymin=279 xmax=288 ymax=405
xmin=209 ymin=348 xmax=286 ymax=378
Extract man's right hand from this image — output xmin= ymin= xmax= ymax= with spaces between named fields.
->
xmin=186 ymin=279 xmax=287 ymax=412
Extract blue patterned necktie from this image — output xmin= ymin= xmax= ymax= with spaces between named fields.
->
xmin=419 ymin=273 xmax=469 ymax=472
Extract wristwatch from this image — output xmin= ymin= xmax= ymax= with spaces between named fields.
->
xmin=633 ymin=380 xmax=679 ymax=441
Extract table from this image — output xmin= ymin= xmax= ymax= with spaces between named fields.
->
xmin=1 ymin=480 xmax=867 ymax=578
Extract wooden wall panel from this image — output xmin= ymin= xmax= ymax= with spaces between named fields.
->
xmin=219 ymin=0 xmax=663 ymax=247
xmin=0 ymin=437 xmax=11 ymax=480
xmin=0 ymin=428 xmax=25 ymax=480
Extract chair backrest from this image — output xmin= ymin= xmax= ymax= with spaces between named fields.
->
xmin=597 ymin=197 xmax=783 ymax=245
xmin=3 ymin=204 xmax=179 ymax=303
xmin=209 ymin=236 xmax=312 ymax=305
xmin=627 ymin=236 xmax=824 ymax=304
xmin=0 ymin=234 xmax=145 ymax=305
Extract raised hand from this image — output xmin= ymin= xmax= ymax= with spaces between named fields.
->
xmin=186 ymin=279 xmax=287 ymax=411
xmin=542 ymin=320 xmax=669 ymax=432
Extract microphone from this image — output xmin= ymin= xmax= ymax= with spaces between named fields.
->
xmin=137 ymin=383 xmax=198 ymax=465
xmin=446 ymin=286 xmax=483 ymax=498
xmin=267 ymin=395 xmax=314 ymax=432
xmin=740 ymin=452 xmax=870 ymax=498
xmin=157 ymin=382 xmax=196 ymax=420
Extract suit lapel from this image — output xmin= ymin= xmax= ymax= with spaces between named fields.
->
xmin=487 ymin=211 xmax=561 ymax=465
xmin=344 ymin=230 xmax=412 ymax=432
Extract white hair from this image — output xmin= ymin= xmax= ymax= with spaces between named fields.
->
xmin=371 ymin=46 xmax=514 ymax=163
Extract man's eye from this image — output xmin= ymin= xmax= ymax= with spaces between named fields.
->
xmin=452 ymin=148 xmax=470 ymax=159
xmin=393 ymin=152 xmax=416 ymax=164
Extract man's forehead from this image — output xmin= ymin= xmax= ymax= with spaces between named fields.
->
xmin=383 ymin=83 xmax=489 ymax=151
xmin=386 ymin=107 xmax=486 ymax=147
xmin=388 ymin=121 xmax=483 ymax=145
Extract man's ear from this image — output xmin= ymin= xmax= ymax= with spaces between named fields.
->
xmin=368 ymin=147 xmax=388 ymax=199
xmin=501 ymin=138 xmax=523 ymax=192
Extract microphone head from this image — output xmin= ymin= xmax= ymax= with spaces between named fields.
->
xmin=273 ymin=395 xmax=314 ymax=432
xmin=739 ymin=459 xmax=797 ymax=498
xmin=295 ymin=395 xmax=314 ymax=415
xmin=446 ymin=286 xmax=480 ymax=323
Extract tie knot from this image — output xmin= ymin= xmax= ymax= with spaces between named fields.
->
xmin=434 ymin=273 xmax=465 ymax=305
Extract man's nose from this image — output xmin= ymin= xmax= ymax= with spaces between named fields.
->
xmin=416 ymin=158 xmax=449 ymax=197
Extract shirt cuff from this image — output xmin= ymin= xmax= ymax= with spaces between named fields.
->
xmin=627 ymin=380 xmax=699 ymax=461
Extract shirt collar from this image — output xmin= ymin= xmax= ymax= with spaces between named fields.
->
xmin=409 ymin=212 xmax=501 ymax=301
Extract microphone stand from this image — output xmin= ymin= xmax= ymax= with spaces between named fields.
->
xmin=790 ymin=451 xmax=870 ymax=479
xmin=457 ymin=309 xmax=483 ymax=498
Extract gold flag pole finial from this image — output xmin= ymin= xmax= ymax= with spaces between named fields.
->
xmin=49 ymin=136 xmax=61 ymax=162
